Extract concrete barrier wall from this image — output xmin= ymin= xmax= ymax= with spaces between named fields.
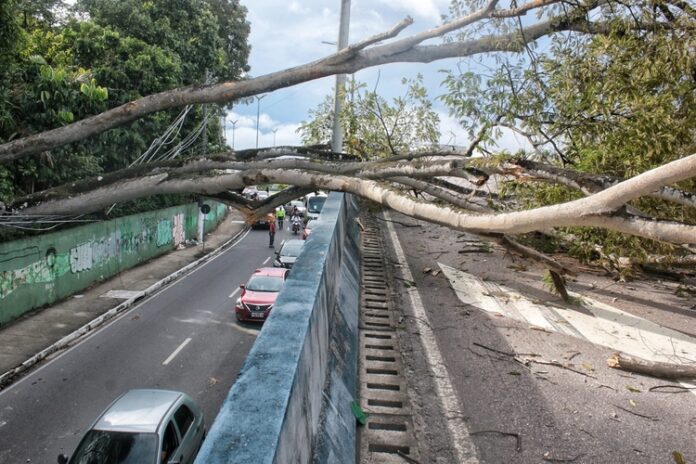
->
xmin=0 ymin=202 xmax=226 ymax=325
xmin=196 ymin=193 xmax=360 ymax=464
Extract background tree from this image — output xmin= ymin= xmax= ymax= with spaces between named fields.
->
xmin=0 ymin=0 xmax=250 ymax=218
xmin=299 ymin=75 xmax=441 ymax=159
xmin=439 ymin=0 xmax=696 ymax=259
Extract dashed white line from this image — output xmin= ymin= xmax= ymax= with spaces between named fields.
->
xmin=229 ymin=287 xmax=240 ymax=299
xmin=384 ymin=211 xmax=479 ymax=464
xmin=162 ymin=338 xmax=192 ymax=366
xmin=262 ymin=257 xmax=271 ymax=265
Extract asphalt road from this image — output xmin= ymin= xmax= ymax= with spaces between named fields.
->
xmin=0 ymin=228 xmax=278 ymax=464
xmin=386 ymin=213 xmax=696 ymax=463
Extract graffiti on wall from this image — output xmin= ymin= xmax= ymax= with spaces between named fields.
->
xmin=0 ymin=249 xmax=71 ymax=299
xmin=0 ymin=211 xmax=197 ymax=301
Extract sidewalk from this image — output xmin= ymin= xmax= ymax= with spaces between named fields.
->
xmin=0 ymin=210 xmax=247 ymax=386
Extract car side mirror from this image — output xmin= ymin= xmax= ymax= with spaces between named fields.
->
xmin=239 ymin=284 xmax=245 ymax=290
xmin=275 ymin=251 xmax=280 ymax=256
xmin=57 ymin=455 xmax=68 ymax=464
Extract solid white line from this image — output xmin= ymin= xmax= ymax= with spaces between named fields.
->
xmin=262 ymin=257 xmax=270 ymax=265
xmin=229 ymin=287 xmax=240 ymax=299
xmin=163 ymin=338 xmax=192 ymax=366
xmin=383 ymin=211 xmax=479 ymax=464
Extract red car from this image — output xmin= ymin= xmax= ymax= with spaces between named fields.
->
xmin=235 ymin=267 xmax=289 ymax=322
xmin=302 ymin=220 xmax=316 ymax=240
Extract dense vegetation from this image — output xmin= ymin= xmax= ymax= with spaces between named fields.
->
xmin=0 ymin=0 xmax=249 ymax=229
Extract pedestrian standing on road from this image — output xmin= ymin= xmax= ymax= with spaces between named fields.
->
xmin=269 ymin=219 xmax=276 ymax=248
xmin=276 ymin=207 xmax=285 ymax=229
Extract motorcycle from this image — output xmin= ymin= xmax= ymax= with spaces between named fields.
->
xmin=291 ymin=219 xmax=301 ymax=235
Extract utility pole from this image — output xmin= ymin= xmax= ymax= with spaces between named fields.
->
xmin=331 ymin=0 xmax=351 ymax=154
xmin=202 ymin=69 xmax=209 ymax=155
xmin=272 ymin=128 xmax=278 ymax=147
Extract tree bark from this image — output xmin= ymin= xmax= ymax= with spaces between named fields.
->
xmin=607 ymin=352 xmax=696 ymax=380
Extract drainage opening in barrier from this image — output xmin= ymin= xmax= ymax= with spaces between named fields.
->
xmin=367 ymin=383 xmax=400 ymax=391
xmin=368 ymin=399 xmax=404 ymax=408
xmin=368 ymin=422 xmax=408 ymax=432
xmin=368 ymin=444 xmax=411 ymax=455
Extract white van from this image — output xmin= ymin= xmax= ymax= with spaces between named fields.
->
xmin=305 ymin=193 xmax=328 ymax=220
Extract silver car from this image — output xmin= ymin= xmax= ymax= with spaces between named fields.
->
xmin=58 ymin=389 xmax=205 ymax=464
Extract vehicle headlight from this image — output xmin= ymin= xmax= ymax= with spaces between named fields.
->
xmin=274 ymin=259 xmax=281 ymax=266
xmin=235 ymin=298 xmax=242 ymax=308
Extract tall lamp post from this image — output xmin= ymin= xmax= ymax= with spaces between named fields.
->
xmin=255 ymin=94 xmax=267 ymax=148
xmin=272 ymin=128 xmax=278 ymax=147
xmin=230 ymin=119 xmax=238 ymax=150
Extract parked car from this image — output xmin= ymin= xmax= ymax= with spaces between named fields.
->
xmin=251 ymin=213 xmax=274 ymax=230
xmin=273 ymin=239 xmax=305 ymax=269
xmin=58 ymin=389 xmax=205 ymax=464
xmin=302 ymin=220 xmax=317 ymax=240
xmin=235 ymin=267 xmax=289 ymax=322
xmin=284 ymin=200 xmax=307 ymax=218
xmin=305 ymin=193 xmax=328 ymax=220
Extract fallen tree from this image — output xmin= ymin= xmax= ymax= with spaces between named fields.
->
xmin=0 ymin=0 xmax=694 ymax=283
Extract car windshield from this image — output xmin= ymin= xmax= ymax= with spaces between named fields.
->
xmin=246 ymin=275 xmax=284 ymax=292
xmin=69 ymin=430 xmax=157 ymax=464
xmin=280 ymin=241 xmax=304 ymax=257
xmin=307 ymin=197 xmax=326 ymax=213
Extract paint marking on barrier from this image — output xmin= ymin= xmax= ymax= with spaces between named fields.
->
xmin=383 ymin=211 xmax=479 ymax=464
xmin=262 ymin=257 xmax=270 ymax=265
xmin=163 ymin=338 xmax=192 ymax=366
xmin=229 ymin=288 xmax=240 ymax=299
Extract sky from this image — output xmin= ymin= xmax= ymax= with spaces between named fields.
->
xmin=225 ymin=0 xmax=531 ymax=152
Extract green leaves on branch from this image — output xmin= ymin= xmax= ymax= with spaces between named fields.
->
xmin=298 ymin=75 xmax=440 ymax=159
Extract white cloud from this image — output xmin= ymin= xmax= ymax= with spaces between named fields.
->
xmin=374 ymin=0 xmax=449 ymax=22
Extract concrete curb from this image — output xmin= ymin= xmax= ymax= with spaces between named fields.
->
xmin=0 ymin=225 xmax=249 ymax=389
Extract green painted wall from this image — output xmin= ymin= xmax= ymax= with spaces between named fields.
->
xmin=0 ymin=202 xmax=227 ymax=325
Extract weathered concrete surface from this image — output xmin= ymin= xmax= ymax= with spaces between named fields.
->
xmin=196 ymin=193 xmax=360 ymax=464
xmin=0 ymin=202 xmax=228 ymax=324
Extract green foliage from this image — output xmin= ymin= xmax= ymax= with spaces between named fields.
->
xmin=439 ymin=3 xmax=696 ymax=258
xmin=0 ymin=0 xmax=249 ymax=214
xmin=298 ymin=75 xmax=441 ymax=159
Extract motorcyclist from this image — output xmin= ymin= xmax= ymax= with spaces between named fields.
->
xmin=291 ymin=213 xmax=302 ymax=234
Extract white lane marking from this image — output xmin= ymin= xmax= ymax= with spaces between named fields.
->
xmin=229 ymin=287 xmax=240 ymax=299
xmin=163 ymin=338 xmax=192 ymax=366
xmin=0 ymin=228 xmax=253 ymax=397
xmin=383 ymin=211 xmax=479 ymax=464
xmin=262 ymin=257 xmax=270 ymax=265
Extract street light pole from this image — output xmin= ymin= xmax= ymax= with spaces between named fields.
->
xmin=230 ymin=120 xmax=238 ymax=150
xmin=272 ymin=128 xmax=278 ymax=147
xmin=331 ymin=0 xmax=351 ymax=154
xmin=255 ymin=95 xmax=267 ymax=149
